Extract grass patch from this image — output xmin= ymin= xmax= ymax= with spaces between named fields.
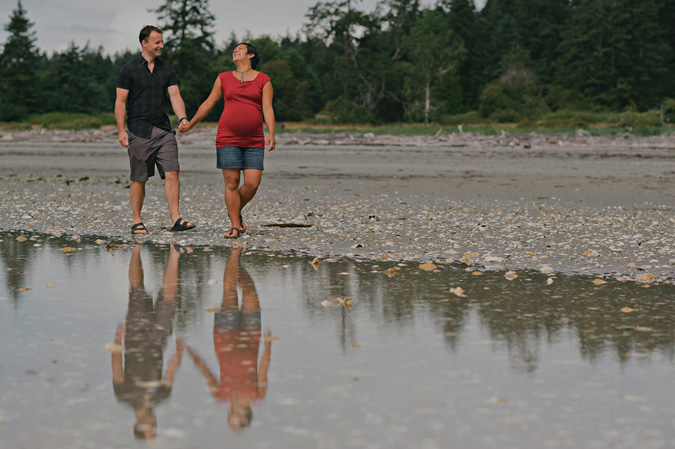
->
xmin=1 ymin=108 xmax=673 ymax=137
xmin=28 ymin=112 xmax=116 ymax=130
xmin=0 ymin=112 xmax=117 ymax=131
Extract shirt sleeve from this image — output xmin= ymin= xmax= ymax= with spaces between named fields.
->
xmin=167 ymin=66 xmax=178 ymax=87
xmin=117 ymin=64 xmax=131 ymax=90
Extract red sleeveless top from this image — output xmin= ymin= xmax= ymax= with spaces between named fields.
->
xmin=216 ymin=71 xmax=270 ymax=149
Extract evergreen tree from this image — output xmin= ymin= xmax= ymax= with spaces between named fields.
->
xmin=658 ymin=0 xmax=675 ymax=100
xmin=558 ymin=0 xmax=668 ymax=109
xmin=42 ymin=44 xmax=109 ymax=114
xmin=306 ymin=0 xmax=379 ymax=121
xmin=402 ymin=9 xmax=465 ymax=123
xmin=479 ymin=0 xmax=520 ymax=80
xmin=153 ymin=0 xmax=218 ymax=115
xmin=479 ymin=48 xmax=548 ymax=121
xmin=252 ymin=36 xmax=323 ymax=121
xmin=443 ymin=0 xmax=482 ymax=110
xmin=0 ymin=0 xmax=40 ymax=121
xmin=513 ymin=0 xmax=570 ymax=84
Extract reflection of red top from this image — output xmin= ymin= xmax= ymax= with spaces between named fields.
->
xmin=216 ymin=71 xmax=270 ymax=149
xmin=213 ymin=327 xmax=262 ymax=402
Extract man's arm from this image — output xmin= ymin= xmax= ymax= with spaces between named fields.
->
xmin=168 ymin=85 xmax=189 ymax=129
xmin=115 ymin=88 xmax=129 ymax=148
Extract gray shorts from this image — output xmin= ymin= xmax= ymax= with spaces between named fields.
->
xmin=127 ymin=127 xmax=179 ymax=181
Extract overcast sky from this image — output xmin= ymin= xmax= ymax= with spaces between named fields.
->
xmin=0 ymin=0 xmax=486 ymax=54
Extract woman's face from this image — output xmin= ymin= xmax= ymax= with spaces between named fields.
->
xmin=232 ymin=45 xmax=251 ymax=64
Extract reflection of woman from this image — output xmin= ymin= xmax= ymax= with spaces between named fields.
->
xmin=180 ymin=43 xmax=276 ymax=239
xmin=111 ymin=244 xmax=185 ymax=439
xmin=186 ymin=247 xmax=272 ymax=431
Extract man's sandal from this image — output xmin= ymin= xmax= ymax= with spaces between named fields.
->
xmin=224 ymin=227 xmax=241 ymax=239
xmin=169 ymin=218 xmax=196 ymax=232
xmin=131 ymin=222 xmax=149 ymax=235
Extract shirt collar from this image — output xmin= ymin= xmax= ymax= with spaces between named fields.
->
xmin=136 ymin=53 xmax=163 ymax=67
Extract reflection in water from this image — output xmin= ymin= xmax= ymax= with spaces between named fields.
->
xmin=111 ymin=243 xmax=185 ymax=439
xmin=1 ymin=231 xmax=674 ymax=447
xmin=186 ymin=247 xmax=272 ymax=431
xmin=0 ymin=231 xmax=673 ymax=375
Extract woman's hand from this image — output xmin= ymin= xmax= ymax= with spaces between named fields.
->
xmin=179 ymin=119 xmax=191 ymax=134
xmin=266 ymin=134 xmax=276 ymax=151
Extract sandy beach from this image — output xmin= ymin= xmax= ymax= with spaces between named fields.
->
xmin=1 ymin=127 xmax=674 ymax=281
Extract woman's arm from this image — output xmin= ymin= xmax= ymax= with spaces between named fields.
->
xmin=180 ymin=77 xmax=223 ymax=133
xmin=262 ymin=81 xmax=276 ymax=151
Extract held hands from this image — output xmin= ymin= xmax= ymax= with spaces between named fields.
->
xmin=178 ymin=118 xmax=191 ymax=134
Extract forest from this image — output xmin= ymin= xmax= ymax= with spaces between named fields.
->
xmin=0 ymin=0 xmax=674 ymax=126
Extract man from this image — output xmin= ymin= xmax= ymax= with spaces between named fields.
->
xmin=115 ymin=25 xmax=195 ymax=234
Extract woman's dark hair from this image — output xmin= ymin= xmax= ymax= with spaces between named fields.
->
xmin=239 ymin=42 xmax=260 ymax=69
xmin=139 ymin=25 xmax=163 ymax=44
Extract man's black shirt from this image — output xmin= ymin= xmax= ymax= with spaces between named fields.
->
xmin=117 ymin=54 xmax=178 ymax=138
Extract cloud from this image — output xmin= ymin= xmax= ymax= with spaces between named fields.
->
xmin=2 ymin=0 xmax=473 ymax=54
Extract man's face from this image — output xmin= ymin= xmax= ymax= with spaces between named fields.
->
xmin=142 ymin=31 xmax=164 ymax=57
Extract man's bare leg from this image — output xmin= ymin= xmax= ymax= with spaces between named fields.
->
xmin=164 ymin=171 xmax=181 ymax=225
xmin=130 ymin=181 xmax=147 ymax=232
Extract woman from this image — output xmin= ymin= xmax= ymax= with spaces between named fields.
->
xmin=180 ymin=43 xmax=275 ymax=238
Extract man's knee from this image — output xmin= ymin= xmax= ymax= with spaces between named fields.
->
xmin=164 ymin=171 xmax=179 ymax=181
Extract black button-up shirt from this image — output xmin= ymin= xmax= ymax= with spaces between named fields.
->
xmin=117 ymin=54 xmax=178 ymax=138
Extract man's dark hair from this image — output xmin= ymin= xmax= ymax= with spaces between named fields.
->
xmin=139 ymin=25 xmax=163 ymax=44
xmin=239 ymin=43 xmax=260 ymax=69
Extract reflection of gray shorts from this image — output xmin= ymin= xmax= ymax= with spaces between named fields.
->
xmin=128 ymin=127 xmax=179 ymax=181
xmin=215 ymin=308 xmax=261 ymax=331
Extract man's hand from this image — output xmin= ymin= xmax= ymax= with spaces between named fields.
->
xmin=118 ymin=130 xmax=129 ymax=149
xmin=178 ymin=118 xmax=190 ymax=134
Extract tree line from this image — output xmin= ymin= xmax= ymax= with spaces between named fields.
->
xmin=1 ymin=0 xmax=673 ymax=125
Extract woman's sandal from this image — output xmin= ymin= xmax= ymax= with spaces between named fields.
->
xmin=131 ymin=222 xmax=149 ymax=235
xmin=239 ymin=214 xmax=247 ymax=233
xmin=224 ymin=227 xmax=241 ymax=239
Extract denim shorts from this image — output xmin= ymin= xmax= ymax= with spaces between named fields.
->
xmin=216 ymin=146 xmax=264 ymax=170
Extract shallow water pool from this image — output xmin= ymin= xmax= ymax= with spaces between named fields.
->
xmin=0 ymin=231 xmax=673 ymax=449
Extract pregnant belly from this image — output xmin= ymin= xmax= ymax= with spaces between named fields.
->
xmin=220 ymin=111 xmax=262 ymax=137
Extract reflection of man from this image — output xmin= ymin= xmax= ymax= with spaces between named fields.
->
xmin=115 ymin=25 xmax=195 ymax=234
xmin=186 ymin=247 xmax=271 ymax=431
xmin=111 ymin=244 xmax=186 ymax=439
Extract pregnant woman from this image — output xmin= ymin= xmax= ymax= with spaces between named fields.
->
xmin=181 ymin=43 xmax=276 ymax=238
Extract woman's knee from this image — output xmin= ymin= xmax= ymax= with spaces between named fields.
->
xmin=242 ymin=180 xmax=260 ymax=192
xmin=224 ymin=178 xmax=240 ymax=191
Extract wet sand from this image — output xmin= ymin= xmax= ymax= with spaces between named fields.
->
xmin=1 ymin=128 xmax=674 ymax=281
